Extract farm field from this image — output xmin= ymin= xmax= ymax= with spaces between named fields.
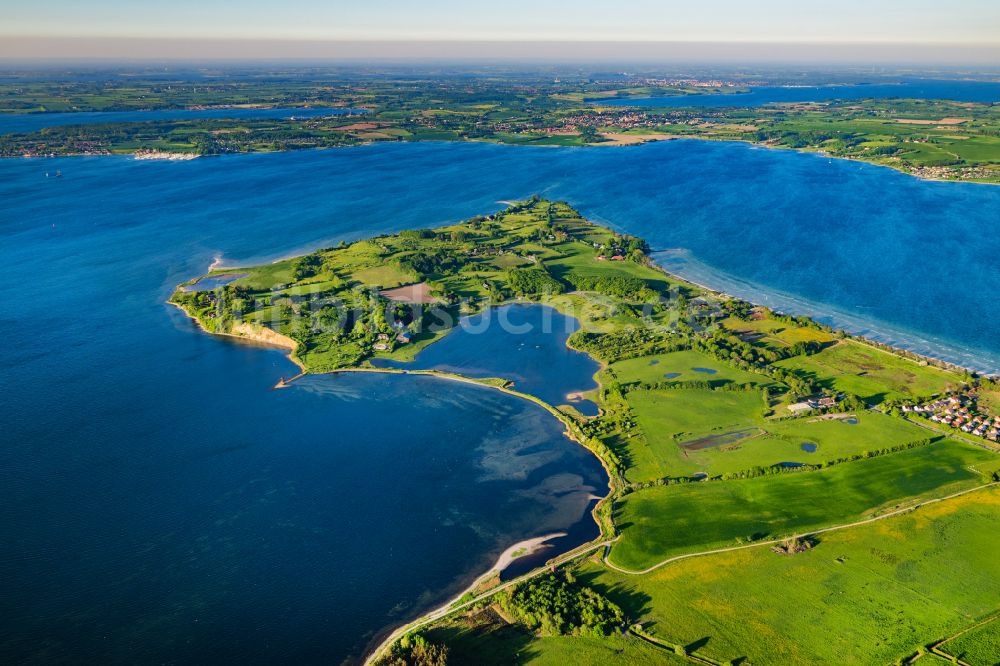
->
xmin=775 ymin=340 xmax=960 ymax=402
xmin=579 ymin=485 xmax=1000 ymax=665
xmin=608 ymin=439 xmax=998 ymax=571
xmin=622 ymin=386 xmax=929 ymax=480
xmin=937 ymin=615 xmax=1000 ymax=666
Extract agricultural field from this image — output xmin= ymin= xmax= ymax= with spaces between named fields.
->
xmin=609 ymin=439 xmax=998 ymax=571
xmin=579 ymin=485 xmax=1000 ymax=665
xmin=775 ymin=340 xmax=961 ymax=402
xmin=622 ymin=386 xmax=932 ymax=480
xmin=937 ymin=615 xmax=1000 ymax=666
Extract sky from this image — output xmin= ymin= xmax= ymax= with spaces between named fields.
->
xmin=2 ymin=0 xmax=999 ymax=61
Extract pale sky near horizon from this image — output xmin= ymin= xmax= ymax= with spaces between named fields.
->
xmin=3 ymin=0 xmax=999 ymax=60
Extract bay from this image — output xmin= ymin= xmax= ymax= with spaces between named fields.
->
xmin=3 ymin=137 xmax=1000 ymax=663
xmin=599 ymin=77 xmax=1000 ymax=107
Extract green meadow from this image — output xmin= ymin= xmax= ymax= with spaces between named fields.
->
xmin=609 ymin=440 xmax=998 ymax=571
xmin=621 ymin=386 xmax=929 ymax=480
xmin=610 ymin=349 xmax=771 ymax=387
xmin=580 ymin=486 xmax=1000 ymax=665
xmin=938 ymin=616 xmax=1000 ymax=666
xmin=775 ymin=340 xmax=960 ymax=402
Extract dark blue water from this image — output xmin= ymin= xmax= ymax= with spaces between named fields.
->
xmin=600 ymin=78 xmax=1000 ymax=108
xmin=0 ymin=149 xmax=609 ymax=663
xmin=8 ymin=139 xmax=994 ymax=373
xmin=0 ymin=107 xmax=360 ymax=135
xmin=373 ymin=304 xmax=601 ymax=415
xmin=3 ymin=138 xmax=1000 ymax=662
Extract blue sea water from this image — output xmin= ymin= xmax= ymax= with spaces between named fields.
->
xmin=0 ymin=107 xmax=360 ymax=135
xmin=373 ymin=304 xmax=601 ymax=415
xmin=3 ymin=138 xmax=1000 ymax=663
xmin=600 ymin=78 xmax=1000 ymax=107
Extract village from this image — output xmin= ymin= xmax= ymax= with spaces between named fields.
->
xmin=904 ymin=393 xmax=1000 ymax=442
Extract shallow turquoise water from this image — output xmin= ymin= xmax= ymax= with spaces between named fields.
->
xmin=3 ymin=138 xmax=1000 ymax=663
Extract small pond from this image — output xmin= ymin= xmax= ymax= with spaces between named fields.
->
xmin=680 ymin=428 xmax=761 ymax=451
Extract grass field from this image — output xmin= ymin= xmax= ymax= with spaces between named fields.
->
xmin=622 ymin=388 xmax=766 ymax=480
xmin=621 ymin=387 xmax=930 ymax=480
xmin=609 ymin=439 xmax=998 ymax=571
xmin=938 ymin=616 xmax=1000 ymax=666
xmin=775 ymin=340 xmax=961 ymax=403
xmin=610 ymin=349 xmax=771 ymax=387
xmin=580 ymin=485 xmax=1000 ymax=665
xmin=424 ymin=622 xmax=688 ymax=666
xmin=721 ymin=315 xmax=837 ymax=349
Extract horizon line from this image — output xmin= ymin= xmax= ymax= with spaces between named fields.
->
xmin=3 ymin=37 xmax=999 ymax=66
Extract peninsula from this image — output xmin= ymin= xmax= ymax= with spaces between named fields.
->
xmin=172 ymin=198 xmax=1000 ymax=665
xmin=5 ymin=74 xmax=1000 ymax=184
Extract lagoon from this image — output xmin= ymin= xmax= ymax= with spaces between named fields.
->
xmin=373 ymin=304 xmax=601 ymax=415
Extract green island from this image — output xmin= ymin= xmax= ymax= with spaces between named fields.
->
xmin=170 ymin=198 xmax=1000 ymax=665
xmin=5 ymin=74 xmax=1000 ymax=184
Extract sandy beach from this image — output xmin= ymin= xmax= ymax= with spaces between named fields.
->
xmin=490 ymin=533 xmax=567 ymax=574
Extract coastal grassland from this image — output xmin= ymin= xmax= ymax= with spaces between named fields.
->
xmin=608 ymin=439 xmax=998 ymax=571
xmin=169 ymin=196 xmax=991 ymax=666
xmin=937 ymin=616 xmax=1000 ymax=665
xmin=609 ymin=349 xmax=772 ymax=387
xmin=620 ymin=388 xmax=767 ymax=481
xmin=578 ymin=485 xmax=1000 ymax=665
xmin=977 ymin=387 xmax=1000 ymax=414
xmin=721 ymin=314 xmax=837 ymax=349
xmin=622 ymin=386 xmax=933 ymax=480
xmin=775 ymin=339 xmax=961 ymax=403
xmin=171 ymin=198 xmax=664 ymax=373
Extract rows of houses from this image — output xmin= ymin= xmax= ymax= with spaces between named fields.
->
xmin=905 ymin=395 xmax=1000 ymax=442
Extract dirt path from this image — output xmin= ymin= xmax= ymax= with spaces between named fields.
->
xmin=603 ymin=482 xmax=997 ymax=576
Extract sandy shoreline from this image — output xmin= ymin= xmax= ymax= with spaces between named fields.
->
xmin=650 ymin=249 xmax=998 ymax=377
xmin=167 ymin=300 xmax=306 ymax=371
xmin=490 ymin=533 xmax=567 ymax=574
